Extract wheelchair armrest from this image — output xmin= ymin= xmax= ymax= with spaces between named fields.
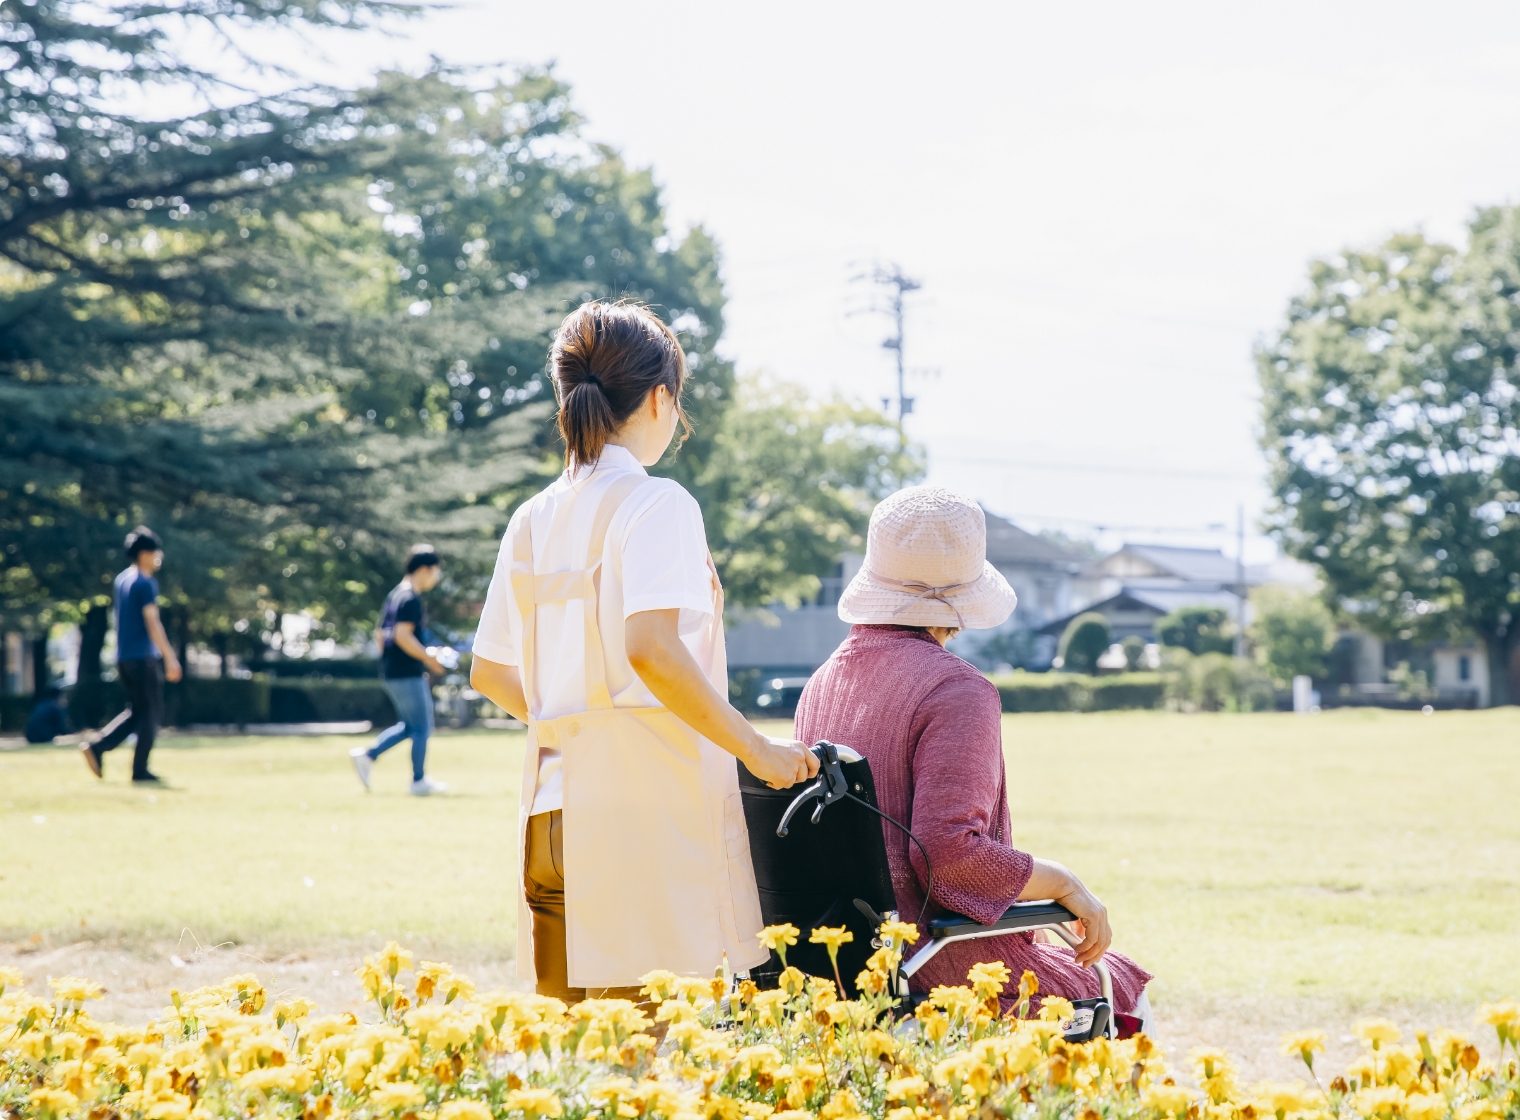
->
xmin=927 ymin=899 xmax=1077 ymax=940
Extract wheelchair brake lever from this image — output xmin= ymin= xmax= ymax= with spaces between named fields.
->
xmin=776 ymin=740 xmax=853 ymax=837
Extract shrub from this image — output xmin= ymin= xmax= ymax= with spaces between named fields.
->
xmin=989 ymin=672 xmax=1164 ymax=712
xmin=270 ymin=679 xmax=397 ymax=725
xmin=174 ymin=677 xmax=272 ymax=726
xmin=1156 ymin=605 xmax=1235 ymax=655
xmin=1058 ymin=612 xmax=1111 ymax=674
xmin=1121 ymin=635 xmax=1147 ymax=671
xmin=990 ymin=672 xmax=1088 ymax=712
xmin=1163 ymin=649 xmax=1276 ymax=712
xmin=1087 ymin=673 xmax=1166 ymax=711
xmin=2 ymin=937 xmax=1516 ymax=1120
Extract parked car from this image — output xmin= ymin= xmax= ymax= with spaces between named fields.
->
xmin=751 ymin=676 xmax=811 ymax=718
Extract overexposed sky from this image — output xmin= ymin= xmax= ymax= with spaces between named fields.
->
xmin=290 ymin=1 xmax=1520 ymax=558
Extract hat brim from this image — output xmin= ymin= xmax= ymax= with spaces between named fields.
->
xmin=837 ymin=560 xmax=1018 ymax=630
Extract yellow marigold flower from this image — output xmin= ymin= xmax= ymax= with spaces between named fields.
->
xmin=1279 ymin=1030 xmax=1328 ymax=1071
xmin=375 ymin=942 xmax=414 ymax=981
xmin=371 ymin=1080 xmax=428 ymax=1113
xmin=809 ymin=926 xmax=854 ymax=958
xmin=0 ymin=966 xmax=25 ymax=996
xmin=1142 ymin=1083 xmax=1193 ymax=1118
xmin=439 ymin=1101 xmax=494 ymax=1120
xmin=145 ymin=1097 xmax=191 ymax=1120
xmin=887 ymin=1075 xmax=929 ymax=1105
xmin=929 ymin=985 xmax=980 ymax=1018
xmin=1455 ymin=1102 xmax=1502 ymax=1120
xmin=1354 ymin=1086 xmax=1405 ymax=1117
xmin=879 ymin=920 xmax=920 ymax=945
xmin=1038 ymin=996 xmax=1075 ymax=1024
xmin=1354 ymin=1019 xmax=1401 ymax=1049
xmin=855 ymin=968 xmax=890 ymax=996
xmin=967 ymin=962 xmax=1010 ymax=1000
xmin=1017 ymin=970 xmax=1038 ymax=1003
xmin=506 ymin=1087 xmax=564 ymax=1119
xmin=757 ymin=925 xmax=800 ymax=966
xmin=638 ymin=970 xmax=681 ymax=1003
xmin=50 ymin=976 xmax=105 ymax=1003
xmin=273 ymin=997 xmax=315 ymax=1027
xmin=1252 ymin=1080 xmax=1318 ymax=1118
xmin=240 ymin=1066 xmax=299 ymax=1093
xmin=1191 ymin=1047 xmax=1236 ymax=1082
xmin=1476 ymin=1000 xmax=1520 ymax=1047
xmin=779 ymin=967 xmax=806 ymax=997
xmin=1404 ymin=1093 xmax=1446 ymax=1120
xmin=28 ymin=1087 xmax=79 ymax=1119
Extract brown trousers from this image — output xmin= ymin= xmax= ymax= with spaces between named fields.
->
xmin=524 ymin=810 xmax=645 ymax=1004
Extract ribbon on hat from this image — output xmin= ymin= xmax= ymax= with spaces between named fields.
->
xmin=866 ymin=570 xmax=974 ymax=630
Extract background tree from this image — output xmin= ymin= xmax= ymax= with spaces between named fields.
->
xmin=1058 ymin=612 xmax=1111 ymax=675
xmin=694 ymin=375 xmax=923 ymax=609
xmin=1155 ymin=605 xmax=1234 ymax=655
xmin=1249 ymin=586 xmax=1335 ymax=685
xmin=1259 ymin=208 xmax=1520 ymax=705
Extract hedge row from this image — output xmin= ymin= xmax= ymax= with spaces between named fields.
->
xmin=1 ymin=676 xmax=398 ymax=732
xmin=987 ymin=671 xmax=1166 ymax=712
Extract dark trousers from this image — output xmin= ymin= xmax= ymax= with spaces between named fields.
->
xmin=94 ymin=658 xmax=164 ymax=779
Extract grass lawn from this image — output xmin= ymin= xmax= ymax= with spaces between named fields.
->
xmin=2 ymin=709 xmax=1517 ymax=1068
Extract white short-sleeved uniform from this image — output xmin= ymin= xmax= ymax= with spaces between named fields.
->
xmin=473 ymin=444 xmax=719 ymax=815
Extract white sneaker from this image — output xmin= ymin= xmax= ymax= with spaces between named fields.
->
xmin=348 ymin=746 xmax=373 ymax=791
xmin=408 ymin=776 xmax=448 ymax=796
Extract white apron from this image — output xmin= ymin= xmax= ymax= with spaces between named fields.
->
xmin=510 ymin=474 xmax=768 ymax=988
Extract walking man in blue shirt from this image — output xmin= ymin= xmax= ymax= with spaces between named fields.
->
xmin=349 ymin=544 xmax=450 ymax=795
xmin=82 ymin=526 xmax=183 ymax=783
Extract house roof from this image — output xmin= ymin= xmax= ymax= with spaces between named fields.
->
xmin=982 ymin=510 xmax=1084 ymax=568
xmin=1036 ymin=586 xmax=1242 ymax=636
xmin=1086 ymin=543 xmax=1241 ymax=584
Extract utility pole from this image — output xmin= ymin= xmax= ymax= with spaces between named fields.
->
xmin=1234 ymin=503 xmax=1247 ymax=660
xmin=851 ymin=262 xmax=921 ymax=448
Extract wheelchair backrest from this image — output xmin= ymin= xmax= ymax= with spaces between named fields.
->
xmin=738 ymin=753 xmax=897 ymax=994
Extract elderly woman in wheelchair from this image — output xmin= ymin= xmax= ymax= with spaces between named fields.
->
xmin=743 ymin=486 xmax=1152 ymax=1038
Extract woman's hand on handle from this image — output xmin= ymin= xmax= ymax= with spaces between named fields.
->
xmin=744 ymin=734 xmax=818 ymax=790
xmin=625 ymin=608 xmax=820 ymax=789
xmin=1019 ymin=857 xmax=1113 ymax=968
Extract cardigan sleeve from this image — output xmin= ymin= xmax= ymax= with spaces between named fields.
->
xmin=907 ymin=672 xmax=1033 ymax=925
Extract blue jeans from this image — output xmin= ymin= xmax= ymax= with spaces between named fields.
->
xmin=369 ymin=675 xmax=433 ymax=781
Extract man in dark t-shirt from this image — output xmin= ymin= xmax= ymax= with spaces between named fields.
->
xmin=349 ymin=544 xmax=450 ymax=795
xmin=83 ymin=526 xmax=183 ymax=783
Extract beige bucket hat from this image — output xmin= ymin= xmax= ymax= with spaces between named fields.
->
xmin=838 ymin=485 xmax=1018 ymax=630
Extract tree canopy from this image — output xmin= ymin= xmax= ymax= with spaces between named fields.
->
xmin=1259 ymin=207 xmax=1520 ymax=704
xmin=2 ymin=1 xmax=912 ymax=678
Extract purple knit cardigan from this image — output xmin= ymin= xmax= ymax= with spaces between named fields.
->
xmin=794 ymin=625 xmax=1151 ymax=1014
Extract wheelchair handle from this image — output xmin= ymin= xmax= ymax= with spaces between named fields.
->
xmin=775 ymin=740 xmax=861 ymax=837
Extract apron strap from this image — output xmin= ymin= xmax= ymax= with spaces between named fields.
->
xmin=508 ymin=473 xmax=649 ymax=716
xmin=580 ymin=474 xmax=648 ymax=710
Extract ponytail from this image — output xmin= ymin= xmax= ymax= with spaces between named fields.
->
xmin=551 ymin=301 xmax=690 ymax=467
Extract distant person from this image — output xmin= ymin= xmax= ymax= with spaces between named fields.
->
xmin=349 ymin=544 xmax=449 ymax=795
xmin=25 ymin=687 xmax=71 ymax=744
xmin=82 ymin=526 xmax=183 ymax=783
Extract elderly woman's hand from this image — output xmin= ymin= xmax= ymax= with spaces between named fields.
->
xmin=1020 ymin=858 xmax=1114 ymax=967
xmin=1055 ymin=880 xmax=1113 ymax=967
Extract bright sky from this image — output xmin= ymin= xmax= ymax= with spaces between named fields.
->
xmin=291 ymin=1 xmax=1520 ymax=559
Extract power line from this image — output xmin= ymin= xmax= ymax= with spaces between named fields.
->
xmin=934 ymin=451 xmax=1258 ymax=481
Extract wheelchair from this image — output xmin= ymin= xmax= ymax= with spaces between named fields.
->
xmin=738 ymin=740 xmax=1118 ymax=1042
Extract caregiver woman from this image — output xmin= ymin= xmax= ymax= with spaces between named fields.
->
xmin=471 ymin=302 xmax=819 ymax=1002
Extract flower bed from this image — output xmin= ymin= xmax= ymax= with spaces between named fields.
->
xmin=3 ymin=923 xmax=1517 ymax=1120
